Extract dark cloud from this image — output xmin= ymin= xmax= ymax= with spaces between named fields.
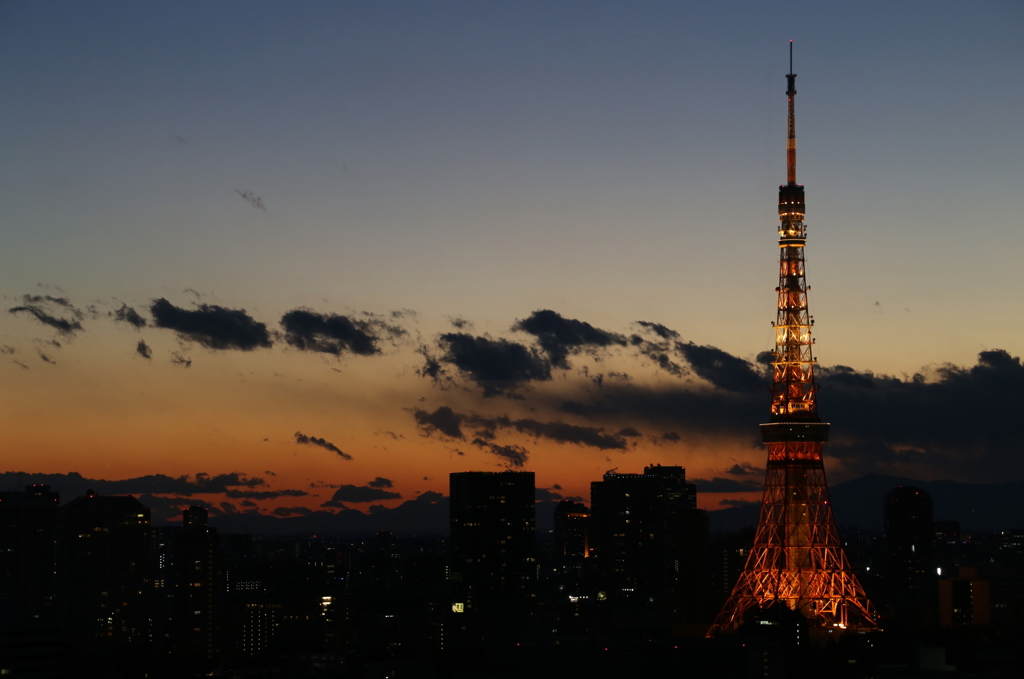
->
xmin=552 ymin=348 xmax=1024 ymax=482
xmin=170 ymin=352 xmax=192 ymax=368
xmin=483 ymin=443 xmax=529 ymax=468
xmin=240 ymin=500 xmax=257 ymax=508
xmin=630 ymin=334 xmax=687 ymax=377
xmin=559 ymin=380 xmax=763 ymax=437
xmin=809 ymin=349 xmax=1024 ymax=478
xmin=150 ymin=298 xmax=272 ymax=351
xmin=412 ymin=406 xmax=464 ymax=439
xmin=676 ymin=342 xmax=765 ymax=393
xmin=512 ymin=309 xmax=626 ymax=368
xmin=616 ymin=427 xmax=642 ymax=437
xmin=416 ymin=345 xmax=450 ymax=386
xmin=9 ymin=295 xmax=84 ymax=336
xmin=272 ymin=506 xmax=313 ymax=517
xmin=136 ymin=340 xmax=152 ymax=359
xmin=219 ymin=502 xmax=237 ymax=514
xmin=720 ymin=499 xmax=759 ymax=508
xmin=535 ymin=487 xmax=564 ymax=502
xmin=553 ymin=483 xmax=562 ymax=490
xmin=321 ymin=484 xmax=402 ymax=506
xmin=280 ymin=309 xmax=404 ymax=356
xmin=725 ymin=462 xmax=764 ymax=477
xmin=236 ymin=189 xmax=266 ymax=211
xmin=505 ymin=418 xmax=628 ymax=451
xmin=0 ymin=471 xmax=266 ymax=498
xmin=435 ymin=333 xmax=550 ymax=396
xmin=224 ymin=489 xmax=308 ymax=500
xmin=38 ymin=351 xmax=55 ymax=365
xmin=367 ymin=477 xmax=393 ymax=489
xmin=690 ymin=477 xmax=762 ymax=493
xmin=413 ymin=407 xmax=628 ymax=451
xmin=635 ymin=321 xmax=679 ymax=340
xmin=416 ymin=490 xmax=443 ymax=503
xmin=114 ymin=304 xmax=147 ymax=328
xmin=295 ymin=432 xmax=352 ymax=461
xmin=449 ymin=317 xmax=470 ymax=330
xmin=662 ymin=432 xmax=681 ymax=442
xmin=0 ymin=346 xmax=13 ymax=355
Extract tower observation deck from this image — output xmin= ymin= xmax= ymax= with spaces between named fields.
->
xmin=709 ymin=43 xmax=877 ymax=636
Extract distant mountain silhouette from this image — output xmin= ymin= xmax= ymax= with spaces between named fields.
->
xmin=207 ymin=496 xmax=452 ymax=536
xmin=199 ymin=497 xmax=563 ymax=537
xmin=707 ymin=474 xmax=1024 ymax=534
xmin=10 ymin=470 xmax=1024 ymax=537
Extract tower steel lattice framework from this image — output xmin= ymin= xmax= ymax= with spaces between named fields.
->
xmin=709 ymin=44 xmax=877 ymax=635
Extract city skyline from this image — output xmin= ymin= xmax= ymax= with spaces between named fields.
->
xmin=3 ymin=2 xmax=1024 ymax=523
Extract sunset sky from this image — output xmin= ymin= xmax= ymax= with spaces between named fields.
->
xmin=2 ymin=1 xmax=1023 ymax=524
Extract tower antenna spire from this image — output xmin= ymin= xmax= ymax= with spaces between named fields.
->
xmin=786 ymin=41 xmax=797 ymax=185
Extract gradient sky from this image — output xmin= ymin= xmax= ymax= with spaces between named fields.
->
xmin=2 ymin=1 xmax=1023 ymax=520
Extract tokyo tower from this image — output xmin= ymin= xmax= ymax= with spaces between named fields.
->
xmin=709 ymin=43 xmax=878 ymax=635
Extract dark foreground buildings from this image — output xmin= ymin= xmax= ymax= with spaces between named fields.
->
xmin=884 ymin=486 xmax=937 ymax=617
xmin=589 ymin=465 xmax=708 ymax=621
xmin=0 ymin=484 xmax=59 ymax=621
xmin=8 ymin=473 xmax=1024 ymax=676
xmin=449 ymin=470 xmax=536 ymax=620
xmin=58 ymin=490 xmax=153 ymax=657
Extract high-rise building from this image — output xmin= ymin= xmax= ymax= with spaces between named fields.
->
xmin=58 ymin=490 xmax=152 ymax=654
xmin=710 ymin=43 xmax=876 ymax=636
xmin=884 ymin=486 xmax=936 ymax=615
xmin=0 ymin=484 xmax=59 ymax=620
xmin=553 ymin=500 xmax=589 ymax=559
xmin=176 ymin=506 xmax=222 ymax=663
xmin=589 ymin=465 xmax=703 ymax=610
xmin=938 ymin=567 xmax=990 ymax=626
xmin=449 ymin=471 xmax=536 ymax=615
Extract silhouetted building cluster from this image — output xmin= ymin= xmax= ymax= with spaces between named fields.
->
xmin=589 ymin=465 xmax=704 ymax=617
xmin=7 ymin=475 xmax=1024 ymax=677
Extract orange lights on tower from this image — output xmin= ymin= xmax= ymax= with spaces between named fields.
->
xmin=709 ymin=44 xmax=877 ymax=637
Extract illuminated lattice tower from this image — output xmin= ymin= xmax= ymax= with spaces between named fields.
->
xmin=709 ymin=44 xmax=877 ymax=636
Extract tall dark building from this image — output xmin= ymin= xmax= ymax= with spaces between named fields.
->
xmin=0 ymin=485 xmax=62 ymax=679
xmin=884 ymin=486 xmax=936 ymax=613
xmin=589 ymin=465 xmax=703 ymax=611
xmin=58 ymin=491 xmax=152 ymax=655
xmin=0 ymin=484 xmax=59 ymax=621
xmin=553 ymin=500 xmax=589 ymax=559
xmin=449 ymin=471 xmax=536 ymax=615
xmin=176 ymin=506 xmax=222 ymax=663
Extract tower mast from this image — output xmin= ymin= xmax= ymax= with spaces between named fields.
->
xmin=709 ymin=43 xmax=877 ymax=636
